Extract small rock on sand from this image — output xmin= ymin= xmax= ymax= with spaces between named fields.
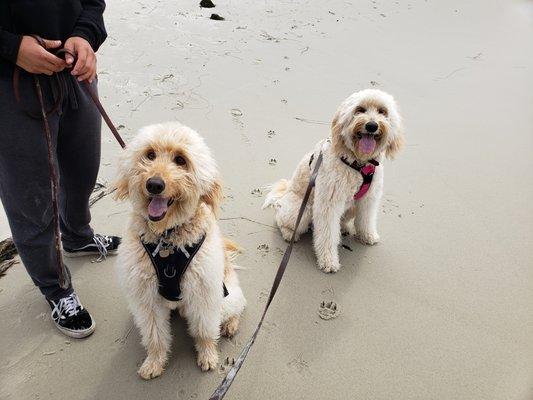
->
xmin=200 ymin=0 xmax=215 ymax=8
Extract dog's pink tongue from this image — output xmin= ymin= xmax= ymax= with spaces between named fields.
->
xmin=148 ymin=197 xmax=168 ymax=218
xmin=359 ymin=135 xmax=376 ymax=155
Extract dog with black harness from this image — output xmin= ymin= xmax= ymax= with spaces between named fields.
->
xmin=114 ymin=121 xmax=246 ymax=380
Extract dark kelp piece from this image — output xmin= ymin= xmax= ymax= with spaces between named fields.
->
xmin=200 ymin=0 xmax=216 ymax=8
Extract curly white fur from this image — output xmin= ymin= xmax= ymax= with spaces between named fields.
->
xmin=263 ymin=89 xmax=404 ymax=273
xmin=114 ymin=122 xmax=246 ymax=379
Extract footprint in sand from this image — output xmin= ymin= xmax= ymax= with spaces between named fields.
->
xmin=287 ymin=354 xmax=310 ymax=376
xmin=219 ymin=356 xmax=235 ymax=374
xmin=257 ymin=243 xmax=269 ymax=252
xmin=230 ymin=108 xmax=243 ymax=117
xmin=318 ymin=301 xmax=340 ymax=320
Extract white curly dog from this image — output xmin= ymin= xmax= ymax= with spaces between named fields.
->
xmin=263 ymin=89 xmax=404 ymax=273
xmin=115 ymin=122 xmax=246 ymax=379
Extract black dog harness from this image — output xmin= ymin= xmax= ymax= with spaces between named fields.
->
xmin=141 ymin=234 xmax=229 ymax=301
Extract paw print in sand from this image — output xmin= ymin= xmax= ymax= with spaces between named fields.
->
xmin=219 ymin=356 xmax=235 ymax=374
xmin=318 ymin=301 xmax=340 ymax=320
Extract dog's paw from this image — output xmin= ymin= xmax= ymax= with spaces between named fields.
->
xmin=356 ymin=232 xmax=380 ymax=245
xmin=221 ymin=315 xmax=240 ymax=338
xmin=318 ymin=260 xmax=341 ymax=274
xmin=280 ymin=226 xmax=299 ymax=242
xmin=341 ymin=222 xmax=356 ymax=237
xmin=197 ymin=350 xmax=219 ymax=372
xmin=138 ymin=358 xmax=164 ymax=380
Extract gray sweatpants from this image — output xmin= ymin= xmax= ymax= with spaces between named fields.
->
xmin=0 ymin=70 xmax=101 ymax=302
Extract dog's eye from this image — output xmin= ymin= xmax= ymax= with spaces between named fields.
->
xmin=146 ymin=150 xmax=156 ymax=161
xmin=378 ymin=108 xmax=388 ymax=116
xmin=174 ymin=155 xmax=186 ymax=166
xmin=355 ymin=106 xmax=366 ymax=114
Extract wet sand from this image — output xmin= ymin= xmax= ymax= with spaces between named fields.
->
xmin=0 ymin=0 xmax=532 ymax=399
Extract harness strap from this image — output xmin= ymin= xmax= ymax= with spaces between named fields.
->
xmin=340 ymin=156 xmax=379 ymax=200
xmin=141 ymin=235 xmax=206 ymax=302
xmin=340 ymin=155 xmax=379 ymax=170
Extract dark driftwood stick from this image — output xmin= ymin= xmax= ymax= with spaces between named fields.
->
xmin=0 ymin=238 xmax=18 ymax=277
xmin=0 ymin=237 xmax=17 ymax=262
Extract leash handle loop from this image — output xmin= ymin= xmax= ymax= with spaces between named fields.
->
xmin=209 ymin=152 xmax=323 ymax=400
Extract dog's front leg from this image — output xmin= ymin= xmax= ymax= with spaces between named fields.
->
xmin=135 ymin=300 xmax=172 ymax=380
xmin=354 ymin=176 xmax=383 ymax=245
xmin=312 ymin=187 xmax=345 ymax=273
xmin=182 ymin=291 xmax=222 ymax=371
xmin=341 ymin=206 xmax=357 ymax=236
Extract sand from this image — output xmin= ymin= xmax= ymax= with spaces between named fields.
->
xmin=0 ymin=0 xmax=532 ymax=399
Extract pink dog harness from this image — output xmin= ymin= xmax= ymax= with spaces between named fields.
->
xmin=340 ymin=156 xmax=379 ymax=200
xmin=309 ymin=153 xmax=379 ymax=200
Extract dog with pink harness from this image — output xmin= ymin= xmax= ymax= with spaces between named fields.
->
xmin=263 ymin=89 xmax=405 ymax=273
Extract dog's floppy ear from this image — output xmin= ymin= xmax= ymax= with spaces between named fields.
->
xmin=113 ymin=176 xmax=129 ymax=200
xmin=385 ymin=119 xmax=405 ymax=159
xmin=113 ymin=155 xmax=130 ymax=200
xmin=330 ymin=108 xmax=351 ymax=155
xmin=201 ymin=178 xmax=223 ymax=216
xmin=331 ymin=112 xmax=342 ymax=138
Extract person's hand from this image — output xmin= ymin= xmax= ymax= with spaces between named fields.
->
xmin=64 ymin=36 xmax=97 ymax=83
xmin=15 ymin=36 xmax=66 ymax=75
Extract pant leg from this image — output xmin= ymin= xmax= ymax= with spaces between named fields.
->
xmin=0 ymin=72 xmax=73 ymax=301
xmin=57 ymin=77 xmax=101 ymax=249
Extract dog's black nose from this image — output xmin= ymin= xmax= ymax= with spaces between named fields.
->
xmin=146 ymin=177 xmax=165 ymax=195
xmin=365 ymin=121 xmax=379 ymax=133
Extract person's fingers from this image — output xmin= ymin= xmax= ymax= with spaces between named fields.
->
xmin=44 ymin=59 xmax=65 ymax=73
xmin=72 ymin=47 xmax=88 ymax=75
xmin=63 ymin=42 xmax=76 ymax=66
xmin=78 ymin=70 xmax=92 ymax=82
xmin=89 ymin=65 xmax=97 ymax=83
xmin=78 ymin=57 xmax=95 ymax=81
xmin=42 ymin=39 xmax=62 ymax=49
xmin=42 ymin=49 xmax=65 ymax=69
xmin=41 ymin=66 xmax=55 ymax=76
xmin=64 ymin=53 xmax=74 ymax=66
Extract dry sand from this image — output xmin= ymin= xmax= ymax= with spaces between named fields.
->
xmin=1 ymin=0 xmax=532 ymax=399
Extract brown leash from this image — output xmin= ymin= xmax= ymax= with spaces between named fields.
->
xmin=33 ymin=73 xmax=68 ymax=288
xmin=81 ymin=80 xmax=126 ymax=149
xmin=209 ymin=151 xmax=323 ymax=400
xmin=12 ymin=35 xmax=126 ymax=288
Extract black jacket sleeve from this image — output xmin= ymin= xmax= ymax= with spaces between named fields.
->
xmin=0 ymin=28 xmax=22 ymax=64
xmin=71 ymin=0 xmax=107 ymax=51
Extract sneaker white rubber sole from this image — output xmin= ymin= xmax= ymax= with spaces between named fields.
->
xmin=63 ymin=249 xmax=118 ymax=258
xmin=53 ymin=319 xmax=96 ymax=339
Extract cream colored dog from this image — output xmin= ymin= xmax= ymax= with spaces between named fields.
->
xmin=263 ymin=89 xmax=404 ymax=273
xmin=115 ymin=122 xmax=246 ymax=379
